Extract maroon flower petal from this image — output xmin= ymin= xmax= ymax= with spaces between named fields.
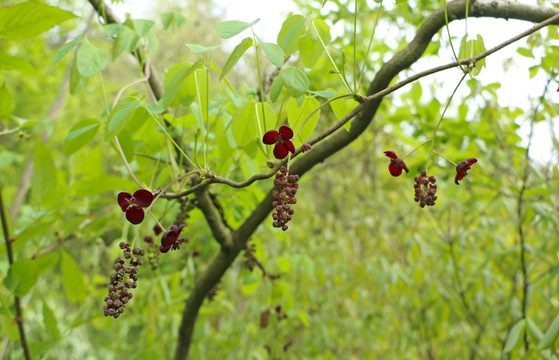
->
xmin=117 ymin=192 xmax=132 ymax=209
xmin=273 ymin=143 xmax=289 ymax=159
xmin=126 ymin=207 xmax=145 ymax=225
xmin=284 ymin=140 xmax=295 ymax=154
xmin=395 ymin=158 xmax=409 ymax=173
xmin=278 ymin=125 xmax=293 ymax=140
xmin=455 ymin=172 xmax=465 ymax=185
xmin=263 ymin=130 xmax=280 ymax=144
xmin=465 ymin=158 xmax=478 ymax=167
xmin=388 ymin=162 xmax=403 ymax=177
xmin=161 ymin=232 xmax=176 ymax=247
xmin=159 ymin=245 xmax=171 ymax=253
xmin=133 ymin=189 xmax=153 ymax=208
xmin=384 ymin=151 xmax=398 ymax=160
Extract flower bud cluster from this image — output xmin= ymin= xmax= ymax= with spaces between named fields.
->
xmin=272 ymin=166 xmax=299 ymax=231
xmin=143 ymin=234 xmax=160 ymax=270
xmin=103 ymin=242 xmax=145 ymax=319
xmin=413 ymin=171 xmax=438 ymax=208
xmin=243 ymin=243 xmax=257 ymax=272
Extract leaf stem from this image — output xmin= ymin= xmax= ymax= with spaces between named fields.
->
xmin=113 ymin=136 xmax=144 ymax=188
xmin=427 ymin=71 xmax=467 ymax=169
xmin=311 ymin=20 xmax=352 ymax=94
xmin=252 ymin=28 xmax=266 ymax=138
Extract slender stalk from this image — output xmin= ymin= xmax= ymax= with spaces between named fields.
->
xmin=357 ymin=3 xmax=383 ymax=89
xmin=352 ymin=0 xmax=357 ymax=93
xmin=311 ymin=20 xmax=352 ymax=94
xmin=113 ymin=136 xmax=144 ymax=188
xmin=252 ymin=29 xmax=266 ymax=138
xmin=0 ymin=182 xmax=31 ymax=360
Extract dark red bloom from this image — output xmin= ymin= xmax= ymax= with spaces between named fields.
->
xmin=384 ymin=151 xmax=409 ymax=177
xmin=263 ymin=125 xmax=296 ymax=159
xmin=159 ymin=224 xmax=187 ymax=253
xmin=455 ymin=158 xmax=478 ymax=185
xmin=117 ymin=189 xmax=153 ymax=225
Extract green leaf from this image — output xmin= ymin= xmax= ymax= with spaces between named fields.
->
xmin=103 ymin=23 xmax=124 ymax=37
xmin=161 ymin=59 xmax=205 ymax=109
xmin=232 ymin=99 xmax=257 ymax=146
xmin=280 ymin=66 xmax=310 ymax=98
xmin=69 ymin=57 xmax=89 ymax=95
xmin=43 ymin=302 xmax=60 ymax=340
xmin=76 ymin=42 xmax=108 ymax=77
xmin=0 ymin=2 xmax=76 ymax=40
xmin=277 ymin=257 xmax=292 ymax=273
xmin=161 ymin=12 xmax=185 ymax=30
xmin=286 ymin=96 xmax=320 ymax=144
xmin=458 ymin=34 xmax=486 ymax=76
xmin=216 ymin=19 xmax=260 ymax=39
xmin=32 ymin=138 xmax=57 ymax=203
xmin=164 ymin=62 xmax=198 ymax=107
xmin=504 ymin=319 xmax=525 ymax=353
xmin=299 ymin=20 xmax=330 ymax=68
xmin=53 ymin=34 xmax=84 ymax=63
xmin=132 ymin=19 xmax=154 ymax=37
xmin=185 ymin=43 xmax=222 ymax=54
xmin=117 ymin=131 xmax=135 ymax=162
xmin=268 ymin=76 xmax=284 ymax=103
xmin=241 ymin=272 xmax=262 ymax=295
xmin=538 ymin=314 xmax=559 ymax=350
xmin=308 ymin=90 xmax=336 ymax=98
xmin=527 ymin=318 xmax=544 ymax=341
xmin=517 ymin=47 xmax=533 ymax=58
xmin=34 ymin=252 xmax=60 ymax=273
xmin=0 ymin=83 xmax=14 ymax=117
xmin=107 ymin=98 xmax=140 ymax=136
xmin=277 ymin=15 xmax=307 ymax=55
xmin=112 ymin=27 xmax=140 ymax=60
xmin=258 ymin=37 xmax=285 ymax=68
xmin=61 ymin=251 xmax=86 ymax=303
xmin=330 ymin=95 xmax=359 ymax=131
xmin=64 ymin=118 xmax=100 ymax=155
xmin=0 ymin=55 xmax=36 ymax=76
xmin=220 ymin=37 xmax=253 ymax=81
xmin=3 ymin=259 xmax=39 ymax=296
xmin=298 ymin=310 xmax=309 ymax=327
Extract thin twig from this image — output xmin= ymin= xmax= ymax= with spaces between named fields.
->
xmin=0 ymin=182 xmax=31 ymax=360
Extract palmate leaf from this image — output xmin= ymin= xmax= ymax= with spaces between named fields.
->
xmin=0 ymin=1 xmax=76 ymax=40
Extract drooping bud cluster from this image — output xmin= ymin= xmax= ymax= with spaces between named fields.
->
xmin=143 ymin=234 xmax=160 ymax=270
xmin=413 ymin=171 xmax=438 ymax=208
xmin=103 ymin=242 xmax=145 ymax=319
xmin=243 ymin=243 xmax=257 ymax=272
xmin=272 ymin=166 xmax=299 ymax=231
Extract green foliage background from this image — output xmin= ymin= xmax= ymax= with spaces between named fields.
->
xmin=1 ymin=0 xmax=559 ymax=359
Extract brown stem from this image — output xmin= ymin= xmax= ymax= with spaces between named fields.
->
xmin=0 ymin=182 xmax=31 ymax=360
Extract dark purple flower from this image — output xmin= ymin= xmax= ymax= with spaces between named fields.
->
xmin=263 ymin=125 xmax=296 ymax=159
xmin=455 ymin=158 xmax=478 ymax=185
xmin=384 ymin=151 xmax=409 ymax=177
xmin=117 ymin=189 xmax=153 ymax=225
xmin=159 ymin=224 xmax=186 ymax=253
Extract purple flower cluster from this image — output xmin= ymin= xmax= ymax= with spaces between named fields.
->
xmin=272 ymin=166 xmax=299 ymax=231
xmin=103 ymin=242 xmax=145 ymax=319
